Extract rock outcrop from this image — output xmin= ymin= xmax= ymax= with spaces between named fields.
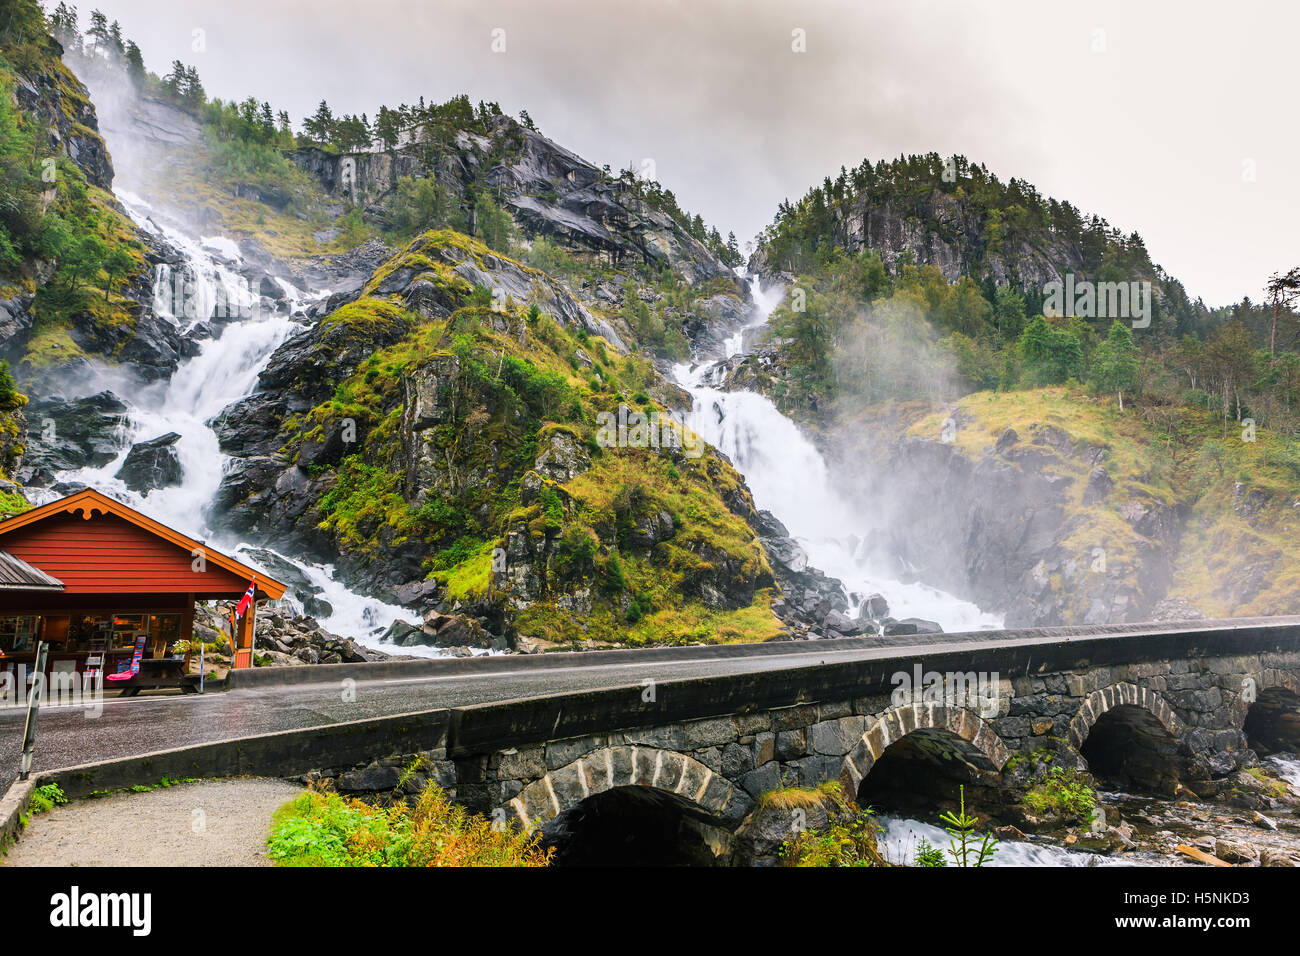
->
xmin=288 ymin=119 xmax=736 ymax=293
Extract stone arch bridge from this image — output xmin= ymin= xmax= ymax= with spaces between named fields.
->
xmin=34 ymin=619 xmax=1300 ymax=862
xmin=303 ymin=618 xmax=1300 ymax=857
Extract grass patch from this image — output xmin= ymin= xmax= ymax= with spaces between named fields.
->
xmin=267 ymin=785 xmax=551 ymax=867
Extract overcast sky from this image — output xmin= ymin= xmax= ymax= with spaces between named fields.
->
xmin=73 ymin=0 xmax=1297 ymax=306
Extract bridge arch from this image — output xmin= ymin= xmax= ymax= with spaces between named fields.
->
xmin=1244 ymin=685 xmax=1300 ymax=756
xmin=1067 ymin=682 xmax=1183 ymax=751
xmin=838 ymin=702 xmax=1011 ymax=798
xmin=504 ymin=745 xmax=750 ymax=833
xmin=1071 ymin=682 xmax=1186 ymax=793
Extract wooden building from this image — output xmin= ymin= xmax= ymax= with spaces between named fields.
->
xmin=0 ymin=488 xmax=286 ymax=688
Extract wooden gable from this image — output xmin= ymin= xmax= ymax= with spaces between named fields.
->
xmin=0 ymin=488 xmax=287 ymax=600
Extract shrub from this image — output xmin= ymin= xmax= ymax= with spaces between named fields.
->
xmin=776 ymin=785 xmax=887 ymax=867
xmin=601 ymin=551 xmax=626 ymax=592
xmin=267 ymin=784 xmax=551 ymax=867
xmin=1023 ymin=765 xmax=1096 ymax=825
xmin=29 ymin=783 xmax=67 ymax=815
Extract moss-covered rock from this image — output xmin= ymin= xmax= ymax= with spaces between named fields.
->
xmin=211 ymin=229 xmax=784 ymax=648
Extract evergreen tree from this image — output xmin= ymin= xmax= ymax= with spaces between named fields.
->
xmin=124 ymin=41 xmax=145 ymax=89
xmin=374 ymin=105 xmax=400 ymax=150
xmin=302 ymin=100 xmax=336 ymax=145
xmin=85 ymin=9 xmax=108 ymax=53
xmin=162 ymin=60 xmax=186 ymax=97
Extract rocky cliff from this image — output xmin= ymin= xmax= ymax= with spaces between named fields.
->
xmin=290 ymin=121 xmax=734 ymax=288
xmin=818 ymin=385 xmax=1300 ymax=626
xmin=208 ymin=229 xmax=787 ymax=649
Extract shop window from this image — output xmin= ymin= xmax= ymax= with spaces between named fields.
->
xmin=111 ymin=613 xmax=147 ymax=651
xmin=68 ymin=614 xmax=110 ymax=653
xmin=0 ymin=615 xmax=39 ymax=654
xmin=149 ymin=613 xmax=182 ymax=658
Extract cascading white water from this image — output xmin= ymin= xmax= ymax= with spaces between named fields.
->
xmin=34 ymin=191 xmax=427 ymax=653
xmin=874 ymin=814 xmax=1152 ymax=867
xmin=1266 ymin=754 xmax=1300 ymax=789
xmin=674 ymin=273 xmax=1002 ymax=631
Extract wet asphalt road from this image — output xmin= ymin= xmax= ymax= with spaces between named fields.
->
xmin=0 ymin=640 xmax=928 ymax=785
xmin=4 ymin=617 xmax=1296 ymax=788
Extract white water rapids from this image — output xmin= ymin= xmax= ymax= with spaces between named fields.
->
xmin=673 ymin=273 xmax=1002 ymax=631
xmin=32 ymin=191 xmax=426 ymax=655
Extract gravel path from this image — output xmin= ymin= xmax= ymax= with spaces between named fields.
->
xmin=2 ymin=778 xmax=303 ymax=867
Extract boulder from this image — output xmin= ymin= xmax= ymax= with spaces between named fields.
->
xmin=857 ymin=593 xmax=890 ymax=622
xmin=380 ymin=619 xmax=424 ymax=646
xmin=1260 ymin=848 xmax=1297 ymax=867
xmin=1214 ymin=839 xmax=1260 ymax=865
xmin=884 ymin=618 xmax=944 ymax=637
xmin=823 ymin=610 xmax=863 ymax=636
xmin=420 ymin=609 xmax=495 ymax=649
xmin=390 ymin=578 xmax=443 ymax=608
xmin=115 ymin=432 xmax=183 ymax=493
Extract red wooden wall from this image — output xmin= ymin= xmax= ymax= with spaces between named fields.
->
xmin=1 ymin=511 xmax=249 ymax=596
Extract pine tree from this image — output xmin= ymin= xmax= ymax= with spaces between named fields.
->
xmin=374 ymin=106 xmax=400 ymax=150
xmin=48 ymin=3 xmax=79 ymax=44
xmin=182 ymin=65 xmax=204 ymax=106
xmin=302 ymin=100 xmax=336 ymax=145
xmin=124 ymin=41 xmax=145 ymax=88
xmin=162 ymin=60 xmax=186 ymax=97
xmin=86 ymin=9 xmax=109 ymax=53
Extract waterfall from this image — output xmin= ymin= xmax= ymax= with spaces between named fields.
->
xmin=32 ymin=191 xmax=423 ymax=653
xmin=674 ymin=273 xmax=1002 ymax=632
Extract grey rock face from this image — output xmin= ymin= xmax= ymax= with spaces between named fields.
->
xmin=533 ymin=430 xmax=590 ymax=482
xmin=16 ymin=392 xmax=129 ymax=485
xmin=287 ymin=118 xmax=737 ymax=303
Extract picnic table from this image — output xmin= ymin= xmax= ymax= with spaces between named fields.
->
xmin=110 ymin=658 xmax=202 ymax=696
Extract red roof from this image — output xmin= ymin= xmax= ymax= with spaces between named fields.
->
xmin=0 ymin=488 xmax=287 ymax=600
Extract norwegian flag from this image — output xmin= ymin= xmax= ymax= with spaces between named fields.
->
xmin=234 ymin=578 xmax=256 ymax=620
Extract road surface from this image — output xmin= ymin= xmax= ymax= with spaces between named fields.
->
xmin=2 ymin=618 xmax=1294 ymax=785
xmin=0 ymin=640 xmax=933 ymax=783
